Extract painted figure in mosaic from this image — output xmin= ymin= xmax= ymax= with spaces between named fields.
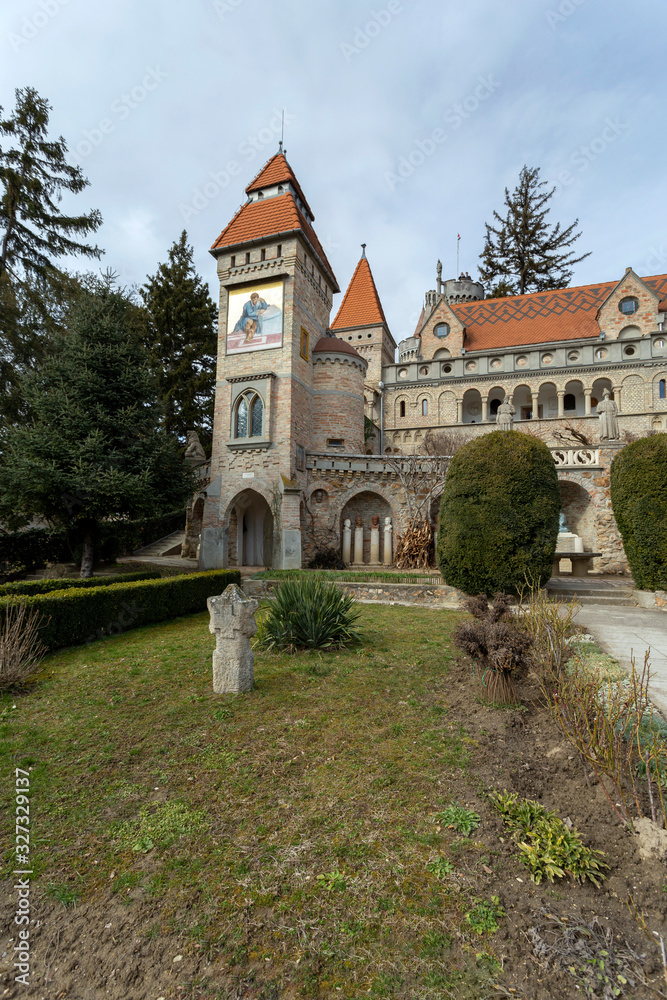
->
xmin=232 ymin=292 xmax=268 ymax=342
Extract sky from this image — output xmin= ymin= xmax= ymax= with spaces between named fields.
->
xmin=2 ymin=0 xmax=666 ymax=344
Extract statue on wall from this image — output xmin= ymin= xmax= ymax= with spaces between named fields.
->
xmin=598 ymin=389 xmax=620 ymax=440
xmin=184 ymin=430 xmax=207 ymax=467
xmin=496 ymin=398 xmax=516 ymax=432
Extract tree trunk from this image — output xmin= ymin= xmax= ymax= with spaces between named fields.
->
xmin=80 ymin=522 xmax=95 ymax=578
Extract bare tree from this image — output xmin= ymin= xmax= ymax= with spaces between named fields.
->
xmin=385 ymin=453 xmax=451 ymax=569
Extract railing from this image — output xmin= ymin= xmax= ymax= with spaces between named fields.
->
xmin=551 ymin=448 xmax=600 ymax=467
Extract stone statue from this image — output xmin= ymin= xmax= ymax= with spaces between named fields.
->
xmin=371 ymin=515 xmax=379 ymax=526
xmin=598 ymin=389 xmax=620 ymax=440
xmin=207 ymin=584 xmax=259 ymax=693
xmin=436 ymin=259 xmax=443 ymax=295
xmin=355 ymin=515 xmax=363 ymax=528
xmin=184 ymin=430 xmax=207 ymax=466
xmin=558 ymin=511 xmax=568 ymax=533
xmin=496 ymin=399 xmax=515 ymax=431
xmin=344 ymin=518 xmax=351 ymax=530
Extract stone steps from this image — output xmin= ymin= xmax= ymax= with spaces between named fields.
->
xmin=133 ymin=531 xmax=185 ymax=558
xmin=546 ymin=579 xmax=636 ymax=607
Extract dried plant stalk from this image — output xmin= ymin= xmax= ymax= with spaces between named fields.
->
xmin=0 ymin=601 xmax=47 ymax=691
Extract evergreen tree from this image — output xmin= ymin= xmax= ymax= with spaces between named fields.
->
xmin=0 ymin=87 xmax=102 ymax=425
xmin=479 ymin=166 xmax=590 ymax=297
xmin=0 ymin=278 xmax=195 ymax=577
xmin=141 ymin=232 xmax=218 ymax=452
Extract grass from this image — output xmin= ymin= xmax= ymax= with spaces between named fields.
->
xmin=0 ymin=603 xmax=506 ymax=997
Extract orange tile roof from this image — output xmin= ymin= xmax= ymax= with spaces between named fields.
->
xmin=450 ymin=275 xmax=667 ymax=351
xmin=210 ymin=193 xmax=339 ymax=291
xmin=331 ymin=255 xmax=388 ymax=331
xmin=245 ymin=153 xmax=313 ymax=218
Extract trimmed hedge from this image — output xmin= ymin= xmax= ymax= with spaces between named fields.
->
xmin=0 ymin=511 xmax=185 ymax=573
xmin=0 ymin=569 xmax=241 ymax=652
xmin=610 ymin=434 xmax=667 ymax=591
xmin=0 ymin=569 xmax=162 ymax=598
xmin=436 ymin=430 xmax=560 ymax=596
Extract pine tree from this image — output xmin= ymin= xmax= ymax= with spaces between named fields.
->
xmin=478 ymin=166 xmax=590 ymax=297
xmin=141 ymin=232 xmax=218 ymax=452
xmin=0 ymin=87 xmax=102 ymax=425
xmin=0 ymin=278 xmax=195 ymax=577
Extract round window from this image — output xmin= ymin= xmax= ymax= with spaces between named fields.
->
xmin=619 ymin=296 xmax=639 ymax=316
xmin=595 ymin=348 xmax=607 ymax=360
xmin=398 ymin=368 xmax=408 ymax=378
xmin=442 ymin=363 xmax=452 ymax=374
xmin=434 ymin=323 xmax=450 ymax=338
xmin=490 ymin=358 xmax=502 ymax=369
xmin=516 ymin=355 xmax=527 ymax=367
xmin=465 ymin=361 xmax=477 ymax=372
xmin=541 ymin=353 xmax=553 ymax=365
xmin=568 ymin=351 xmax=580 ymax=361
xmin=624 ymin=346 xmax=636 ymax=356
xmin=419 ymin=366 xmax=429 ymax=376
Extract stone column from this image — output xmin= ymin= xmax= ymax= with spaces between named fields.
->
xmin=528 ymin=391 xmax=536 ymax=419
xmin=207 ymin=583 xmax=259 ymax=694
xmin=584 ymin=388 xmax=592 ymax=415
xmin=557 ymin=391 xmax=565 ymax=418
xmin=342 ymin=518 xmax=352 ymax=564
xmin=280 ymin=484 xmax=302 ymax=570
xmin=613 ymin=386 xmax=622 ymax=411
xmin=456 ymin=398 xmax=463 ymax=423
xmin=353 ymin=516 xmax=364 ymax=565
xmin=369 ymin=516 xmax=381 ymax=565
xmin=481 ymin=395 xmax=489 ymax=422
xmin=383 ymin=517 xmax=393 ymax=566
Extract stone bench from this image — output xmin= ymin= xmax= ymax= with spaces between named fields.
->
xmin=552 ymin=552 xmax=601 ymax=578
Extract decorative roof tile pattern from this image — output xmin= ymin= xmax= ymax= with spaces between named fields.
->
xmin=245 ymin=153 xmax=313 ymax=218
xmin=210 ymin=193 xmax=339 ymax=291
xmin=331 ymin=256 xmax=388 ymax=331
xmin=312 ymin=334 xmax=364 ymax=360
xmin=451 ymin=275 xmax=667 ymax=350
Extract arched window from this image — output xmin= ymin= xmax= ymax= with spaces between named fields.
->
xmin=489 ymin=398 xmax=501 ymax=416
xmin=400 ymin=400 xmax=406 ymax=417
xmin=422 ymin=399 xmax=428 ymax=416
xmin=660 ymin=379 xmax=666 ymax=400
xmin=564 ymin=393 xmax=576 ymax=411
xmin=234 ymin=390 xmax=264 ymax=438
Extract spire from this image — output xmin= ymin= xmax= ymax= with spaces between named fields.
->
xmin=331 ymin=251 xmax=388 ymax=330
xmin=244 ymin=152 xmax=313 ymax=219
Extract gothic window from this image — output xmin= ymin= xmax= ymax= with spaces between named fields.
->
xmin=660 ymin=379 xmax=666 ymax=399
xmin=234 ymin=390 xmax=264 ymax=439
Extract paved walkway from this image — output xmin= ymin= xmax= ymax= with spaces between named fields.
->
xmin=574 ymin=604 xmax=667 ymax=715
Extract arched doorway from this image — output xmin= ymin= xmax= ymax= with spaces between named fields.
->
xmin=340 ymin=490 xmax=393 ymax=565
xmin=228 ymin=490 xmax=273 ymax=567
xmin=559 ymin=481 xmax=597 ymax=553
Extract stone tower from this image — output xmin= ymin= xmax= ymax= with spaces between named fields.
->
xmin=200 ymin=150 xmax=340 ymax=570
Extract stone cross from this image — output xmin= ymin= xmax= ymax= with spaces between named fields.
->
xmin=207 ymin=583 xmax=259 ymax=693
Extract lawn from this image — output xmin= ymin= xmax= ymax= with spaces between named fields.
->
xmin=2 ymin=603 xmax=664 ymax=999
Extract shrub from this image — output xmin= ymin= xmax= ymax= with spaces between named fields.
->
xmin=0 ymin=569 xmax=161 ymax=598
xmin=610 ymin=433 xmax=667 ymax=590
xmin=436 ymin=430 xmax=560 ymax=596
xmin=307 ymin=548 xmax=346 ymax=570
xmin=255 ymin=577 xmax=362 ymax=652
xmin=0 ymin=569 xmax=240 ymax=652
xmin=490 ymin=790 xmax=608 ymax=886
xmin=0 ymin=601 xmax=46 ymax=691
xmin=454 ymin=593 xmax=532 ymax=704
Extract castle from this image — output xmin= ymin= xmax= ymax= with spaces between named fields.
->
xmin=195 ymin=150 xmax=667 ymax=575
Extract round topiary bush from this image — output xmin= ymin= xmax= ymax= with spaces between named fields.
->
xmin=610 ymin=433 xmax=667 ymax=591
xmin=436 ymin=430 xmax=560 ymax=596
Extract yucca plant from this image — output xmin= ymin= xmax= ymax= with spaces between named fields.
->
xmin=254 ymin=577 xmax=362 ymax=653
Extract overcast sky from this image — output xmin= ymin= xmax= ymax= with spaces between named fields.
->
xmin=2 ymin=0 xmax=665 ymax=343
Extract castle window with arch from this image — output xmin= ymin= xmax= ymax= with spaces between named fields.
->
xmin=422 ymin=399 xmax=428 ymax=416
xmin=234 ymin=390 xmax=264 ymax=439
xmin=660 ymin=379 xmax=666 ymax=400
xmin=400 ymin=400 xmax=406 ymax=417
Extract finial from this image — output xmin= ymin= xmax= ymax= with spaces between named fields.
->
xmin=361 ymin=243 xmax=366 ymax=258
xmin=278 ymin=139 xmax=283 ymax=154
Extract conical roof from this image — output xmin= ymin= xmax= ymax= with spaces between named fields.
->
xmin=245 ymin=152 xmax=313 ymax=218
xmin=331 ymin=253 xmax=388 ymax=330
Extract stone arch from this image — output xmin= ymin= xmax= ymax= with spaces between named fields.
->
xmin=417 ymin=392 xmax=433 ymax=418
xmin=536 ymin=381 xmax=558 ymax=420
xmin=558 ymin=479 xmax=598 ymax=558
xmin=340 ymin=488 xmax=396 ymax=565
xmin=652 ymin=372 xmax=667 ymax=410
xmin=462 ymin=388 xmax=482 ymax=424
xmin=512 ymin=383 xmax=534 ymax=420
xmin=619 ymin=325 xmax=641 ymax=340
xmin=591 ymin=377 xmax=613 ymax=413
xmin=223 ymin=488 xmax=274 ymax=568
xmin=438 ymin=390 xmax=457 ymax=423
xmin=564 ymin=379 xmax=585 ymax=417
xmin=434 ymin=347 xmax=451 ymax=360
xmin=394 ymin=395 xmax=408 ymax=420
xmin=487 ymin=386 xmax=505 ymax=420
xmin=621 ymin=373 xmax=645 ymax=412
